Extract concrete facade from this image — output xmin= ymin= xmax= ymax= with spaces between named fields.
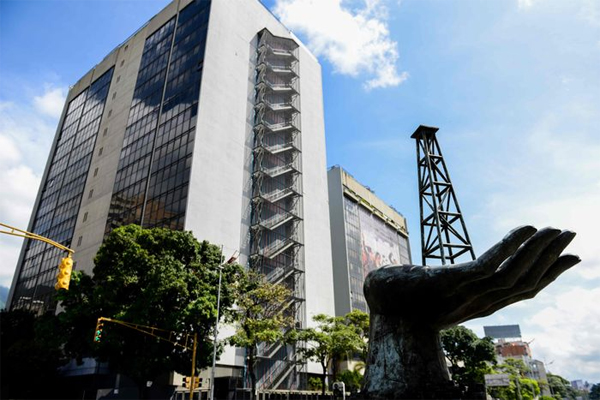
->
xmin=327 ymin=166 xmax=410 ymax=316
xmin=8 ymin=0 xmax=334 ymax=388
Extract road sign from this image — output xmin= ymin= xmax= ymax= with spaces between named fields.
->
xmin=484 ymin=374 xmax=511 ymax=387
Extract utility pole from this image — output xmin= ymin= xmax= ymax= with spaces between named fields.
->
xmin=411 ymin=126 xmax=475 ymax=265
xmin=209 ymin=250 xmax=239 ymax=400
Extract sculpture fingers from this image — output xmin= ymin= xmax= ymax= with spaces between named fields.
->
xmin=438 ymin=230 xmax=576 ymax=327
xmin=457 ymin=227 xmax=561 ymax=295
xmin=441 ymin=227 xmax=560 ymax=312
xmin=454 ymin=226 xmax=536 ymax=283
xmin=451 ymin=254 xmax=580 ymax=325
xmin=426 ymin=226 xmax=536 ymax=293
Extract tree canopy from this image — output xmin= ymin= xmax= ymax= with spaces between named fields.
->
xmin=227 ymin=270 xmax=295 ymax=397
xmin=440 ymin=325 xmax=496 ymax=386
xmin=0 ymin=309 xmax=66 ymax=398
xmin=294 ymin=311 xmax=369 ymax=395
xmin=57 ymin=225 xmax=243 ymax=395
xmin=590 ymin=383 xmax=600 ymax=400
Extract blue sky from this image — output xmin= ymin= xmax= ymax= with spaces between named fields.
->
xmin=1 ymin=0 xmax=599 ymax=382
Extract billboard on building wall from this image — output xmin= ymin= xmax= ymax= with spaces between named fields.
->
xmin=358 ymin=206 xmax=402 ymax=277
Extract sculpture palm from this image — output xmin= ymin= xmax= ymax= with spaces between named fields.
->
xmin=362 ymin=226 xmax=579 ymax=399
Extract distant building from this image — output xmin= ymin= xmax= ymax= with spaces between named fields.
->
xmin=327 ymin=166 xmax=411 ymax=315
xmin=571 ymin=380 xmax=591 ymax=392
xmin=485 ymin=324 xmax=551 ymax=396
xmin=484 ymin=324 xmax=522 ymax=341
xmin=495 ymin=341 xmax=531 ymax=358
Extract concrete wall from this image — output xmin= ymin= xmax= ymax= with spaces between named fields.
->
xmin=185 ymin=0 xmax=335 ymax=372
xmin=327 ymin=167 xmax=352 ymax=316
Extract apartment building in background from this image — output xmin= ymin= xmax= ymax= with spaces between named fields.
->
xmin=484 ymin=324 xmax=551 ymax=396
xmin=327 ymin=166 xmax=411 ymax=316
xmin=7 ymin=0 xmax=335 ymax=391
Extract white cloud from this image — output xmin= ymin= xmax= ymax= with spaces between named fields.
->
xmin=517 ymin=0 xmax=542 ymax=9
xmin=0 ymin=86 xmax=65 ymax=287
xmin=272 ymin=0 xmax=407 ymax=89
xmin=33 ymin=86 xmax=67 ymax=119
xmin=529 ymin=287 xmax=600 ymax=380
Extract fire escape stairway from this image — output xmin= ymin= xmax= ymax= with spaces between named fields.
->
xmin=258 ymin=209 xmax=298 ymax=231
xmin=261 ymin=236 xmax=299 ymax=259
xmin=254 ymin=161 xmax=298 ymax=179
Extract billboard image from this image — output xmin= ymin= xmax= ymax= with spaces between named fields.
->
xmin=358 ymin=206 xmax=403 ymax=277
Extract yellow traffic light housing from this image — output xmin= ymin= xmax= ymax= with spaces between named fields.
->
xmin=94 ymin=318 xmax=104 ymax=342
xmin=55 ymin=255 xmax=73 ymax=290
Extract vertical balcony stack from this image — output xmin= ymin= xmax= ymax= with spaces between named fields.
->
xmin=250 ymin=29 xmax=305 ymax=390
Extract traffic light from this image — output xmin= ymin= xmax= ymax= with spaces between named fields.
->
xmin=183 ymin=376 xmax=201 ymax=389
xmin=55 ymin=255 xmax=73 ymax=290
xmin=94 ymin=318 xmax=104 ymax=342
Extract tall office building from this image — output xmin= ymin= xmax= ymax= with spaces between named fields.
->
xmin=7 ymin=0 xmax=335 ymax=389
xmin=327 ymin=166 xmax=411 ymax=315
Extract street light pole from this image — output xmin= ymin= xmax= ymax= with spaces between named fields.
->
xmin=209 ymin=265 xmax=223 ymax=400
xmin=209 ymin=250 xmax=238 ymax=400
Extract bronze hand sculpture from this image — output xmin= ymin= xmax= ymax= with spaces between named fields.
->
xmin=361 ymin=226 xmax=580 ymax=399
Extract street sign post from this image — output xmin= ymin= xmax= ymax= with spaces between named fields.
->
xmin=484 ymin=374 xmax=511 ymax=387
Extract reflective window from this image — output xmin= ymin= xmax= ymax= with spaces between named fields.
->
xmin=12 ymin=68 xmax=114 ymax=313
xmin=343 ymin=195 xmax=411 ymax=312
xmin=106 ymin=0 xmax=211 ymax=233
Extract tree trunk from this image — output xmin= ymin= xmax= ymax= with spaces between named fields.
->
xmin=249 ymin=350 xmax=257 ymax=400
xmin=362 ymin=313 xmax=456 ymax=399
xmin=321 ymin=360 xmax=327 ymax=396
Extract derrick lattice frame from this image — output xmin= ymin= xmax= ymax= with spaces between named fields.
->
xmin=412 ymin=125 xmax=475 ymax=265
xmin=250 ymin=29 xmax=305 ymax=391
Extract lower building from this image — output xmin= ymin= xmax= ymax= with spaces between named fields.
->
xmin=327 ymin=166 xmax=411 ymax=316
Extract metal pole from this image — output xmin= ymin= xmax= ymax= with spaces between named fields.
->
xmin=190 ymin=332 xmax=198 ymax=400
xmin=209 ymin=266 xmax=223 ymax=400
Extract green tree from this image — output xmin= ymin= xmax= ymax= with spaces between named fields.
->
xmin=519 ymin=377 xmax=540 ymax=400
xmin=590 ymin=383 xmax=600 ymax=400
xmin=308 ymin=376 xmax=323 ymax=391
xmin=0 ymin=309 xmax=66 ymax=398
xmin=343 ymin=309 xmax=369 ymax=362
xmin=337 ymin=364 xmax=365 ymax=394
xmin=440 ymin=325 xmax=496 ymax=386
xmin=488 ymin=359 xmax=543 ymax=400
xmin=547 ymin=373 xmax=579 ymax=400
xmin=227 ymin=271 xmax=295 ymax=398
xmin=57 ymin=225 xmax=243 ymax=398
xmin=295 ymin=313 xmax=366 ymax=395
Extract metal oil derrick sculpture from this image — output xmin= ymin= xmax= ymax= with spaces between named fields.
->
xmin=412 ymin=125 xmax=475 ymax=265
xmin=359 ymin=125 xmax=581 ymax=399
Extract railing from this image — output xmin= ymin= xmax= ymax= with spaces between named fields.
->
xmin=256 ymin=140 xmax=299 ymax=155
xmin=256 ymin=120 xmax=299 ymax=133
xmin=261 ymin=236 xmax=300 ymax=259
xmin=258 ymin=210 xmax=298 ymax=231
xmin=258 ymin=61 xmax=298 ymax=76
xmin=257 ymin=79 xmax=298 ymax=93
xmin=255 ymin=186 xmax=298 ymax=204
xmin=265 ymin=261 xmax=301 ymax=286
xmin=255 ymin=161 xmax=299 ymax=178
xmin=257 ymin=100 xmax=299 ymax=113
xmin=259 ymin=43 xmax=298 ymax=59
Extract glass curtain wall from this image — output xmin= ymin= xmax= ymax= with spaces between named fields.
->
xmin=343 ymin=195 xmax=411 ymax=313
xmin=106 ymin=0 xmax=210 ymax=233
xmin=11 ymin=69 xmax=114 ymax=313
